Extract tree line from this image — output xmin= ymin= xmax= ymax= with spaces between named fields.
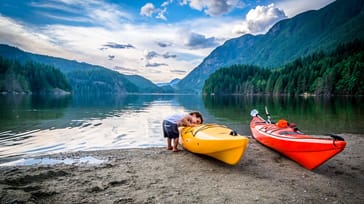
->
xmin=203 ymin=39 xmax=364 ymax=96
xmin=0 ymin=57 xmax=71 ymax=94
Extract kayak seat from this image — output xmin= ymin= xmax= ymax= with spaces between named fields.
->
xmin=255 ymin=122 xmax=266 ymax=124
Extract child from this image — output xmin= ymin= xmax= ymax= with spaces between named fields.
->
xmin=162 ymin=111 xmax=203 ymax=152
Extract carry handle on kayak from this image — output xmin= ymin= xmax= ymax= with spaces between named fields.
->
xmin=330 ymin=134 xmax=345 ymax=141
xmin=329 ymin=134 xmax=345 ymax=147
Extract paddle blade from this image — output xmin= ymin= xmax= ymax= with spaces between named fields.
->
xmin=250 ymin=109 xmax=259 ymax=117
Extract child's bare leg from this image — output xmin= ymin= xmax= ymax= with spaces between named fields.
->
xmin=166 ymin=138 xmax=172 ymax=150
xmin=172 ymin=138 xmax=179 ymax=152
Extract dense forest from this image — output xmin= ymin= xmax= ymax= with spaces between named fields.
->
xmin=203 ymin=39 xmax=364 ymax=96
xmin=0 ymin=57 xmax=71 ymax=94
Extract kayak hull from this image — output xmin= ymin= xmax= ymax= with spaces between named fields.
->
xmin=250 ymin=116 xmax=346 ymax=170
xmin=181 ymin=124 xmax=249 ymax=165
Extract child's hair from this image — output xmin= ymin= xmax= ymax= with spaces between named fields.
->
xmin=189 ymin=111 xmax=203 ymax=124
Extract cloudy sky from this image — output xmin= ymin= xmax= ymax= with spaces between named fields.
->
xmin=0 ymin=0 xmax=334 ymax=83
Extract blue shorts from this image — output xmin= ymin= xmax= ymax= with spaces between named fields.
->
xmin=163 ymin=120 xmax=179 ymax=139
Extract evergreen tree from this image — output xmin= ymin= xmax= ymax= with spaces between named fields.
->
xmin=202 ymin=39 xmax=364 ymax=96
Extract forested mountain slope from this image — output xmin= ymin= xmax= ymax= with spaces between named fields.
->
xmin=203 ymin=40 xmax=364 ymax=96
xmin=0 ymin=45 xmax=163 ymax=94
xmin=177 ymin=0 xmax=364 ymax=93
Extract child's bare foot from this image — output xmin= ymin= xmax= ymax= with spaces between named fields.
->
xmin=172 ymin=149 xmax=180 ymax=152
xmin=166 ymin=147 xmax=173 ymax=150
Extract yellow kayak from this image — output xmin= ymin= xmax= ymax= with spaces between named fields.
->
xmin=180 ymin=124 xmax=249 ymax=165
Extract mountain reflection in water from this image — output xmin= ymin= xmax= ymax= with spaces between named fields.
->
xmin=0 ymin=94 xmax=362 ymax=162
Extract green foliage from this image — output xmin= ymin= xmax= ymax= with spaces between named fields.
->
xmin=203 ymin=65 xmax=270 ymax=95
xmin=0 ymin=57 xmax=71 ymax=93
xmin=203 ymin=39 xmax=364 ymax=96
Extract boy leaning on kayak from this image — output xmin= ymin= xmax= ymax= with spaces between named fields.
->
xmin=162 ymin=112 xmax=203 ymax=152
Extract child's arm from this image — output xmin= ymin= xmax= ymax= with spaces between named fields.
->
xmin=180 ymin=115 xmax=196 ymax=127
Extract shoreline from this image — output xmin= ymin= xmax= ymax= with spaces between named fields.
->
xmin=0 ymin=134 xmax=363 ymax=203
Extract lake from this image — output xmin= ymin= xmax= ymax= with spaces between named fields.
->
xmin=0 ymin=94 xmax=363 ymax=163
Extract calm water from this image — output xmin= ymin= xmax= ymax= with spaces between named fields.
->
xmin=0 ymin=94 xmax=363 ymax=163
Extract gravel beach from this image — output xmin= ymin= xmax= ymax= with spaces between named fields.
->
xmin=0 ymin=134 xmax=363 ymax=204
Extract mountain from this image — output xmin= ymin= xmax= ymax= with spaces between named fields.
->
xmin=156 ymin=78 xmax=180 ymax=87
xmin=176 ymin=0 xmax=364 ymax=93
xmin=0 ymin=44 xmax=163 ymax=94
xmin=155 ymin=78 xmax=181 ymax=93
xmin=0 ymin=56 xmax=72 ymax=94
xmin=125 ymin=75 xmax=163 ymax=93
xmin=169 ymin=78 xmax=181 ymax=86
xmin=0 ymin=45 xmax=95 ymax=73
xmin=202 ymin=39 xmax=364 ymax=96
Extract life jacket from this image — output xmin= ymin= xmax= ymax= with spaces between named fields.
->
xmin=276 ymin=119 xmax=288 ymax=128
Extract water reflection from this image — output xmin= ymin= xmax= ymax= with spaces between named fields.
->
xmin=0 ymin=94 xmax=205 ymax=161
xmin=0 ymin=94 xmax=362 ymax=162
xmin=0 ymin=95 xmax=71 ymax=135
xmin=202 ymin=95 xmax=364 ymax=135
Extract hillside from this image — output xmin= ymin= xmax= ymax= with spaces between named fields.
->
xmin=0 ymin=45 xmax=163 ymax=94
xmin=0 ymin=57 xmax=71 ymax=94
xmin=177 ymin=0 xmax=364 ymax=93
xmin=125 ymin=75 xmax=163 ymax=93
xmin=203 ymin=39 xmax=364 ymax=96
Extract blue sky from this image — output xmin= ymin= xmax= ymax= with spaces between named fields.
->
xmin=0 ymin=0 xmax=334 ymax=83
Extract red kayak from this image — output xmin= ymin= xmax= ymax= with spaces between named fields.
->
xmin=250 ymin=109 xmax=346 ymax=170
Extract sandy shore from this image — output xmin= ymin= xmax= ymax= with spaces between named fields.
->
xmin=0 ymin=134 xmax=363 ymax=204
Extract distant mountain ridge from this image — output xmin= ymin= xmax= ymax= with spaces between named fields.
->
xmin=0 ymin=45 xmax=163 ymax=94
xmin=156 ymin=78 xmax=180 ymax=87
xmin=176 ymin=0 xmax=364 ymax=93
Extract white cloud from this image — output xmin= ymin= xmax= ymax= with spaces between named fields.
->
xmin=183 ymin=0 xmax=241 ymax=16
xmin=1 ymin=0 xmax=276 ymax=83
xmin=36 ymin=11 xmax=90 ymax=23
xmin=140 ymin=2 xmax=169 ymax=21
xmin=191 ymin=17 xmax=239 ymax=39
xmin=232 ymin=3 xmax=287 ymax=35
xmin=30 ymin=1 xmax=81 ymax=14
xmin=140 ymin=3 xmax=156 ymax=17
xmin=162 ymin=0 xmax=173 ymax=7
xmin=0 ymin=13 xmax=211 ymax=83
xmin=2 ymin=0 xmax=334 ymax=83
xmin=156 ymin=7 xmax=167 ymax=20
xmin=0 ymin=15 xmax=75 ymax=59
xmin=275 ymin=0 xmax=335 ymax=18
xmin=32 ymin=0 xmax=133 ymax=28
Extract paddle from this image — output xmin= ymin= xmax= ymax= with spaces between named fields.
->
xmin=250 ymin=109 xmax=268 ymax=123
xmin=264 ymin=106 xmax=272 ymax=124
